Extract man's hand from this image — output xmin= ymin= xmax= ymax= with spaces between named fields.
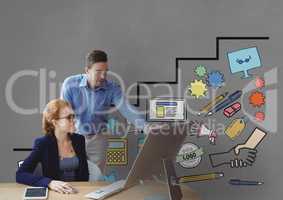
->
xmin=230 ymin=147 xmax=257 ymax=168
xmin=48 ymin=180 xmax=78 ymax=194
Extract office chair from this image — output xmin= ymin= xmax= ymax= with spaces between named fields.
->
xmin=18 ymin=160 xmax=102 ymax=181
xmin=17 ymin=160 xmax=43 ymax=176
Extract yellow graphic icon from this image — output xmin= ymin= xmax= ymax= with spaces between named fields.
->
xmin=188 ymin=80 xmax=208 ymax=99
xmin=106 ymin=138 xmax=128 ymax=166
xmin=225 ymin=118 xmax=246 ymax=140
xmin=156 ymin=106 xmax=165 ymax=118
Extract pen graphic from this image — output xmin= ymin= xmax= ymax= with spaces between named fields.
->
xmin=198 ymin=92 xmax=229 ymax=115
xmin=229 ymin=179 xmax=264 ymax=186
xmin=207 ymin=90 xmax=242 ymax=116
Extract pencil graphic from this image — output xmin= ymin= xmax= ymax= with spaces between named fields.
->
xmin=198 ymin=92 xmax=228 ymax=115
xmin=178 ymin=172 xmax=224 ymax=183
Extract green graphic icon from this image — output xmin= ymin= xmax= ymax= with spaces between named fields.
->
xmin=194 ymin=65 xmax=207 ymax=77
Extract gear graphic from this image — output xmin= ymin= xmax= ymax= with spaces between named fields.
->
xmin=206 ymin=71 xmax=225 ymax=88
xmin=188 ymin=79 xmax=207 ymax=99
xmin=255 ymin=77 xmax=265 ymax=89
xmin=194 ymin=65 xmax=207 ymax=77
xmin=249 ymin=91 xmax=265 ymax=107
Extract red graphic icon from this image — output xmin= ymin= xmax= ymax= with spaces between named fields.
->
xmin=255 ymin=111 xmax=265 ymax=122
xmin=255 ymin=77 xmax=265 ymax=89
xmin=249 ymin=91 xmax=265 ymax=107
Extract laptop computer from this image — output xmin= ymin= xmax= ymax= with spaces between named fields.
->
xmin=85 ymin=123 xmax=186 ymax=200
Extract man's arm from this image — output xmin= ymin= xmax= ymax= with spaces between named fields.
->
xmin=60 ymin=78 xmax=73 ymax=106
xmin=112 ymin=84 xmax=146 ymax=131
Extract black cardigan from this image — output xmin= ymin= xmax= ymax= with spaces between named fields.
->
xmin=16 ymin=133 xmax=89 ymax=187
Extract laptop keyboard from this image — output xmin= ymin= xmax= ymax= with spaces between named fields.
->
xmin=85 ymin=180 xmax=126 ymax=200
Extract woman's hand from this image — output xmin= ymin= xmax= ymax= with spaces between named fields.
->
xmin=48 ymin=180 xmax=77 ymax=194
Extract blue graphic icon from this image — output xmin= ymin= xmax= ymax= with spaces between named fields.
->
xmin=207 ymin=71 xmax=225 ymax=88
xmin=236 ymin=55 xmax=251 ymax=65
xmin=227 ymin=47 xmax=261 ymax=78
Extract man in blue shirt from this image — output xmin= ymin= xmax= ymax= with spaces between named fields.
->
xmin=60 ymin=50 xmax=146 ymax=172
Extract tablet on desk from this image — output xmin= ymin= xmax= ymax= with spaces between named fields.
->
xmin=23 ymin=187 xmax=48 ymax=200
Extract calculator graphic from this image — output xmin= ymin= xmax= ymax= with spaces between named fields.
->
xmin=106 ymin=138 xmax=128 ymax=166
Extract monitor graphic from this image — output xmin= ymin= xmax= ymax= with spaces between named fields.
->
xmin=147 ymin=98 xmax=186 ymax=121
xmin=227 ymin=47 xmax=262 ymax=78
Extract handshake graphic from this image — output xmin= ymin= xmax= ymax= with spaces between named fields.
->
xmin=209 ymin=127 xmax=266 ymax=168
xmin=209 ymin=146 xmax=257 ymax=168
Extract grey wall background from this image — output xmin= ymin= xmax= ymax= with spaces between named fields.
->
xmin=0 ymin=0 xmax=282 ymax=200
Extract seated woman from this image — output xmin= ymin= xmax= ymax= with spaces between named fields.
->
xmin=16 ymin=99 xmax=89 ymax=194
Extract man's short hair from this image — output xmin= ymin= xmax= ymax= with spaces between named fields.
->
xmin=86 ymin=50 xmax=108 ymax=68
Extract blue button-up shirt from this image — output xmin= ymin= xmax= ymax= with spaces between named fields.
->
xmin=60 ymin=74 xmax=146 ymax=135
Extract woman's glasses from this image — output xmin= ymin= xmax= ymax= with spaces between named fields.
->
xmin=57 ymin=114 xmax=75 ymax=121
